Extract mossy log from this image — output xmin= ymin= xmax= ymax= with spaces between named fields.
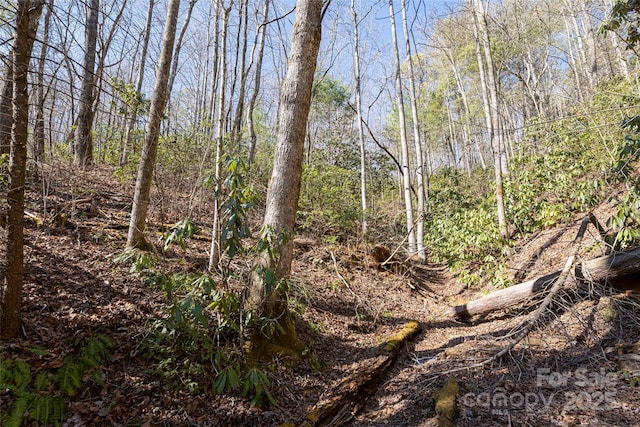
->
xmin=447 ymin=246 xmax=640 ymax=320
xmin=298 ymin=321 xmax=421 ymax=427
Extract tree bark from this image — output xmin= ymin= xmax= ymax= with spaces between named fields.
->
xmin=247 ymin=0 xmax=270 ymax=165
xmin=1 ymin=0 xmax=44 ymax=340
xmin=74 ymin=0 xmax=99 ymax=169
xmin=472 ymin=0 xmax=508 ymax=241
xmin=389 ymin=0 xmax=417 ymax=255
xmin=401 ymin=0 xmax=427 ymax=262
xmin=230 ymin=0 xmax=249 ymax=150
xmin=34 ymin=0 xmax=52 ymax=164
xmin=166 ymin=0 xmax=197 ymax=101
xmin=0 ymin=61 xmax=14 ymax=157
xmin=350 ymin=0 xmax=368 ymax=239
xmin=208 ymin=0 xmax=233 ymax=271
xmin=121 ymin=0 xmax=155 ymax=166
xmin=126 ymin=0 xmax=181 ymax=249
xmin=244 ymin=0 xmax=323 ymax=362
xmin=447 ymin=246 xmax=640 ymax=321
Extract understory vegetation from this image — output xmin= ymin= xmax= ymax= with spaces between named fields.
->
xmin=116 ymin=75 xmax=640 ymax=407
xmin=425 ymin=76 xmax=640 ymax=288
xmin=4 ymin=0 xmax=640 ymax=424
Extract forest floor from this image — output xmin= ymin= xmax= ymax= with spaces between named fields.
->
xmin=1 ymin=163 xmax=640 ymax=426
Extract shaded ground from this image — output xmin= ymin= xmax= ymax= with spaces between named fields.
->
xmin=1 ymin=164 xmax=640 ymax=426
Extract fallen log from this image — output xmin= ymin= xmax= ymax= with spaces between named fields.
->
xmin=298 ymin=321 xmax=421 ymax=427
xmin=447 ymin=246 xmax=640 ymax=320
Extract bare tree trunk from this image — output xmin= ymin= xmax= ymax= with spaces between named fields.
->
xmin=578 ymin=0 xmax=599 ymax=86
xmin=442 ymin=46 xmax=487 ymax=170
xmin=126 ymin=0 xmax=181 ymax=249
xmin=472 ymin=0 xmax=508 ymax=241
xmin=0 ymin=58 xmax=14 ymax=157
xmin=350 ymin=0 xmax=368 ymax=239
xmin=562 ymin=14 xmax=585 ymax=103
xmin=1 ymin=0 xmax=44 ymax=340
xmin=166 ymin=0 xmax=197 ymax=100
xmin=74 ymin=0 xmax=99 ymax=169
xmin=34 ymin=0 xmax=52 ymax=164
xmin=209 ymin=1 xmax=233 ymax=270
xmin=401 ymin=0 xmax=426 ymax=262
xmin=388 ymin=0 xmax=416 ymax=255
xmin=245 ymin=0 xmax=323 ymax=363
xmin=609 ymin=30 xmax=630 ymax=79
xmin=61 ymin=44 xmax=77 ymax=152
xmin=231 ymin=0 xmax=249 ymax=151
xmin=121 ymin=0 xmax=155 ymax=166
xmin=563 ymin=0 xmax=594 ymax=93
xmin=84 ymin=1 xmax=128 ymax=163
xmin=247 ymin=0 xmax=270 ymax=165
xmin=206 ymin=1 xmax=221 ymax=132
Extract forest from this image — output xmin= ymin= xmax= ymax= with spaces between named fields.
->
xmin=1 ymin=0 xmax=640 ymax=425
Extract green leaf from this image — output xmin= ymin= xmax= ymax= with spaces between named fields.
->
xmin=56 ymin=361 xmax=82 ymax=396
xmin=14 ymin=359 xmax=32 ymax=393
xmin=27 ymin=346 xmax=51 ymax=356
xmin=92 ymin=369 xmax=105 ymax=386
xmin=31 ymin=395 xmax=66 ymax=427
xmin=34 ymin=372 xmax=50 ymax=391
xmin=7 ymin=396 xmax=30 ymax=427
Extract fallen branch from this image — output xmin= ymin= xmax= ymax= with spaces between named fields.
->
xmin=299 ymin=321 xmax=421 ymax=427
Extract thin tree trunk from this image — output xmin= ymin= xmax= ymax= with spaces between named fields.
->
xmin=231 ymin=0 xmax=249 ymax=151
xmin=563 ymin=14 xmax=585 ymax=103
xmin=609 ymin=30 xmax=630 ymax=79
xmin=209 ymin=1 xmax=233 ymax=270
xmin=1 ymin=0 xmax=44 ymax=340
xmin=579 ymin=0 xmax=599 ymax=86
xmin=351 ymin=0 xmax=368 ymax=239
xmin=247 ymin=0 xmax=270 ymax=165
xmin=126 ymin=0 xmax=181 ymax=249
xmin=388 ymin=0 xmax=416 ymax=255
xmin=34 ymin=1 xmax=52 ymax=164
xmin=472 ymin=0 xmax=508 ymax=241
xmin=401 ymin=0 xmax=426 ymax=262
xmin=167 ymin=0 xmax=197 ymax=101
xmin=121 ymin=0 xmax=155 ymax=166
xmin=564 ymin=0 xmax=594 ymax=92
xmin=207 ymin=0 xmax=221 ymax=133
xmin=0 ymin=59 xmax=14 ymax=157
xmin=443 ymin=46 xmax=487 ymax=170
xmin=74 ymin=0 xmax=99 ymax=169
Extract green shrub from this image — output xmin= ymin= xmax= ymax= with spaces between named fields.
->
xmin=0 ymin=335 xmax=112 ymax=427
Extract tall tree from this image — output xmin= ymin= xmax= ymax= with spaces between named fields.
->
xmin=121 ymin=0 xmax=155 ymax=166
xmin=126 ymin=0 xmax=182 ymax=249
xmin=34 ymin=0 xmax=52 ymax=163
xmin=401 ymin=0 xmax=427 ymax=262
xmin=388 ymin=0 xmax=417 ymax=255
xmin=166 ymin=0 xmax=197 ymax=101
xmin=1 ymin=0 xmax=44 ymax=340
xmin=350 ymin=0 xmax=368 ymax=238
xmin=244 ymin=0 xmax=324 ymax=362
xmin=0 ymin=72 xmax=13 ymax=158
xmin=247 ymin=0 xmax=270 ymax=165
xmin=208 ymin=0 xmax=233 ymax=270
xmin=74 ymin=0 xmax=99 ymax=168
xmin=472 ymin=0 xmax=508 ymax=241
xmin=230 ymin=0 xmax=249 ymax=149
